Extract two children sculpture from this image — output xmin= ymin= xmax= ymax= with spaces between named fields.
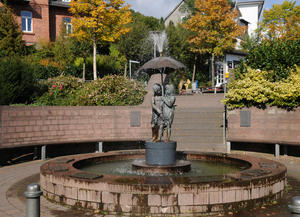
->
xmin=151 ymin=83 xmax=176 ymax=142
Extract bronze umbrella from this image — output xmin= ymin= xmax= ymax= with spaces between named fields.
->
xmin=138 ymin=57 xmax=186 ymax=95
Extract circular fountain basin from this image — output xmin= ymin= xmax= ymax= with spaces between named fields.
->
xmin=40 ymin=150 xmax=286 ymax=216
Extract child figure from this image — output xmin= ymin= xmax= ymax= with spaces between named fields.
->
xmin=151 ymin=83 xmax=163 ymax=142
xmin=160 ymin=84 xmax=176 ymax=142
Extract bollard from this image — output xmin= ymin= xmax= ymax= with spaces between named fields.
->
xmin=289 ymin=196 xmax=300 ymax=216
xmin=96 ymin=142 xmax=103 ymax=153
xmin=41 ymin=146 xmax=46 ymax=161
xmin=24 ymin=183 xmax=43 ymax=217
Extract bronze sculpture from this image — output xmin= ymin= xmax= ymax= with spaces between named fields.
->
xmin=151 ymin=83 xmax=175 ymax=142
xmin=160 ymin=84 xmax=175 ymax=142
xmin=151 ymin=83 xmax=163 ymax=142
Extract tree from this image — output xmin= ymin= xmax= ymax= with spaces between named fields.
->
xmin=166 ymin=23 xmax=194 ymax=81
xmin=180 ymin=0 xmax=235 ymax=19
xmin=166 ymin=22 xmax=210 ymax=88
xmin=0 ymin=4 xmax=24 ymax=57
xmin=236 ymin=39 xmax=300 ymax=81
xmin=0 ymin=57 xmax=37 ymax=105
xmin=69 ymin=0 xmax=132 ymax=80
xmin=52 ymin=24 xmax=76 ymax=69
xmin=117 ymin=11 xmax=162 ymax=77
xmin=183 ymin=0 xmax=245 ymax=86
xmin=259 ymin=0 xmax=300 ymax=40
xmin=70 ymin=38 xmax=93 ymax=80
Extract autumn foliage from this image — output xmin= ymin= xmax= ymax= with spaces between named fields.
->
xmin=183 ymin=0 xmax=245 ymax=56
xmin=183 ymin=0 xmax=246 ymax=85
xmin=69 ymin=0 xmax=132 ymax=80
xmin=69 ymin=0 xmax=131 ymax=42
xmin=259 ymin=0 xmax=300 ymax=40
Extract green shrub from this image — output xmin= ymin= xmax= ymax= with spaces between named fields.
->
xmin=0 ymin=57 xmax=38 ymax=105
xmin=35 ymin=75 xmax=83 ymax=106
xmin=35 ymin=75 xmax=147 ymax=106
xmin=0 ymin=4 xmax=25 ymax=57
xmin=224 ymin=67 xmax=300 ymax=109
xmin=236 ymin=39 xmax=300 ymax=81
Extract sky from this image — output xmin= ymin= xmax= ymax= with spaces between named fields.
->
xmin=125 ymin=0 xmax=300 ymax=19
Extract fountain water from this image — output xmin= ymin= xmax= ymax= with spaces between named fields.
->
xmin=151 ymin=31 xmax=167 ymax=57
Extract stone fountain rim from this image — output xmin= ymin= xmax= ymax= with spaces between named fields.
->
xmin=40 ymin=150 xmax=287 ymax=186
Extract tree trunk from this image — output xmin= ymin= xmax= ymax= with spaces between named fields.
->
xmin=124 ymin=61 xmax=127 ymax=78
xmin=82 ymin=58 xmax=86 ymax=81
xmin=211 ymin=53 xmax=215 ymax=87
xmin=93 ymin=34 xmax=97 ymax=80
xmin=192 ymin=55 xmax=197 ymax=84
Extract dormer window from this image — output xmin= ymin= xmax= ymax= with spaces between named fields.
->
xmin=21 ymin=11 xmax=32 ymax=32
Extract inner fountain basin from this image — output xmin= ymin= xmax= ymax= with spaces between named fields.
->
xmin=40 ymin=150 xmax=287 ymax=216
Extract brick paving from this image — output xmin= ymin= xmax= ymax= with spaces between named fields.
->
xmin=0 ymin=160 xmax=109 ymax=217
xmin=0 ymin=160 xmax=42 ymax=217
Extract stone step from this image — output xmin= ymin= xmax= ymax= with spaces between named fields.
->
xmin=177 ymin=142 xmax=226 ymax=152
xmin=174 ymin=111 xmax=223 ymax=119
xmin=175 ymin=107 xmax=223 ymax=112
xmin=172 ymin=129 xmax=222 ymax=135
xmin=172 ymin=136 xmax=223 ymax=144
xmin=173 ymin=122 xmax=222 ymax=129
xmin=165 ymin=94 xmax=225 ymax=152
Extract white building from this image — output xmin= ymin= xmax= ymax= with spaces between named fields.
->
xmin=164 ymin=0 xmax=264 ymax=87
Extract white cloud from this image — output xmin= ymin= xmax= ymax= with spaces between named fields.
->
xmin=126 ymin=0 xmax=182 ymax=18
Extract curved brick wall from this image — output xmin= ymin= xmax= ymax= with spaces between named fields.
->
xmin=228 ymin=107 xmax=300 ymax=145
xmin=40 ymin=151 xmax=287 ymax=216
xmin=0 ymin=106 xmax=152 ymax=148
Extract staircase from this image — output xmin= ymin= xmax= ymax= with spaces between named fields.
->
xmin=171 ymin=94 xmax=225 ymax=152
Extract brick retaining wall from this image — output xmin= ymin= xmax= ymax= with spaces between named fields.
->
xmin=0 ymin=106 xmax=152 ymax=148
xmin=228 ymin=107 xmax=300 ymax=145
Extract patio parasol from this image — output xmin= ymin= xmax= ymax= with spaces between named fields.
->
xmin=138 ymin=56 xmax=186 ymax=95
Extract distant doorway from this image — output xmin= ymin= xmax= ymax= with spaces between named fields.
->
xmin=215 ymin=62 xmax=224 ymax=87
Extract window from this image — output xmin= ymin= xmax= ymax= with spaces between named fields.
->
xmin=63 ymin=17 xmax=72 ymax=34
xmin=62 ymin=0 xmax=71 ymax=2
xmin=21 ymin=11 xmax=32 ymax=32
xmin=181 ymin=15 xmax=187 ymax=22
xmin=233 ymin=60 xmax=241 ymax=69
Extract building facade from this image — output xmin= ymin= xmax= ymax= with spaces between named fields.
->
xmin=0 ymin=0 xmax=72 ymax=45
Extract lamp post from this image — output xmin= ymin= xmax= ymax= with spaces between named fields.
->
xmin=129 ymin=60 xmax=140 ymax=80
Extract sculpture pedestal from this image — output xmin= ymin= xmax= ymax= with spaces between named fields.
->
xmin=132 ymin=160 xmax=191 ymax=174
xmin=132 ymin=141 xmax=191 ymax=174
xmin=145 ymin=141 xmax=176 ymax=166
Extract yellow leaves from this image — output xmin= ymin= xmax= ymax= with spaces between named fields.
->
xmin=183 ymin=0 xmax=245 ymax=56
xmin=69 ymin=0 xmax=132 ymax=42
xmin=224 ymin=67 xmax=300 ymax=109
xmin=260 ymin=0 xmax=300 ymax=40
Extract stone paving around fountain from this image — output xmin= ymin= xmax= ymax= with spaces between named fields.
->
xmin=0 ymin=151 xmax=300 ymax=217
